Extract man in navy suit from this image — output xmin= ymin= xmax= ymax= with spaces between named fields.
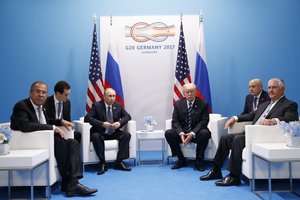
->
xmin=165 ymin=83 xmax=211 ymax=171
xmin=200 ymin=78 xmax=298 ymax=186
xmin=44 ymin=80 xmax=81 ymax=143
xmin=10 ymin=81 xmax=97 ymax=196
xmin=84 ymin=88 xmax=132 ymax=175
xmin=241 ymin=79 xmax=270 ymax=114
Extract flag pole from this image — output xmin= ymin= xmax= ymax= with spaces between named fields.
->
xmin=93 ymin=12 xmax=97 ymax=24
xmin=180 ymin=12 xmax=182 ymax=22
xmin=200 ymin=10 xmax=203 ymax=23
xmin=110 ymin=15 xmax=112 ymax=26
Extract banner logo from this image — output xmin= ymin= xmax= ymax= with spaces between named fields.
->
xmin=125 ymin=22 xmax=175 ymax=42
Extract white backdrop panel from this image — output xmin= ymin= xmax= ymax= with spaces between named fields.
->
xmin=100 ymin=15 xmax=199 ymax=131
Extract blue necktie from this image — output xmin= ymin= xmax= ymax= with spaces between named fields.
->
xmin=107 ymin=106 xmax=113 ymax=135
xmin=186 ymin=101 xmax=192 ymax=133
xmin=253 ymin=97 xmax=258 ymax=111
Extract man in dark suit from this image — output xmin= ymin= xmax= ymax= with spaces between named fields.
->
xmin=241 ymin=78 xmax=270 ymax=114
xmin=84 ymin=88 xmax=132 ymax=175
xmin=10 ymin=81 xmax=97 ymax=196
xmin=200 ymin=78 xmax=298 ymax=186
xmin=44 ymin=80 xmax=81 ymax=142
xmin=165 ymin=83 xmax=211 ymax=171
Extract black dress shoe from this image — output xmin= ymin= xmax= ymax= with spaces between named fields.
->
xmin=114 ymin=162 xmax=131 ymax=171
xmin=195 ymin=160 xmax=204 ymax=171
xmin=171 ymin=159 xmax=186 ymax=170
xmin=97 ymin=163 xmax=107 ymax=175
xmin=66 ymin=183 xmax=98 ymax=197
xmin=215 ymin=175 xmax=241 ymax=186
xmin=200 ymin=168 xmax=222 ymax=181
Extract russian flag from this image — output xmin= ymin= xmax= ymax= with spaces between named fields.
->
xmin=104 ymin=27 xmax=125 ymax=108
xmin=194 ymin=20 xmax=212 ymax=113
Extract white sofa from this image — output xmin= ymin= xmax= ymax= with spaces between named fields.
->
xmin=0 ymin=123 xmax=73 ymax=187
xmin=74 ymin=118 xmax=136 ymax=168
xmin=166 ymin=114 xmax=228 ymax=161
xmin=229 ymin=122 xmax=300 ymax=179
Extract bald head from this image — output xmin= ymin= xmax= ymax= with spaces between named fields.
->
xmin=249 ymin=79 xmax=263 ymax=96
xmin=104 ymin=88 xmax=116 ymax=105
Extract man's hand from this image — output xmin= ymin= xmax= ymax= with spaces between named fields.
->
xmin=112 ymin=122 xmax=121 ymax=129
xmin=260 ymin=118 xmax=277 ymax=126
xmin=180 ymin=132 xmax=186 ymax=143
xmin=61 ymin=119 xmax=74 ymax=131
xmin=183 ymin=133 xmax=193 ymax=145
xmin=102 ymin=122 xmax=112 ymax=129
xmin=225 ymin=117 xmax=236 ymax=129
xmin=54 ymin=126 xmax=68 ymax=140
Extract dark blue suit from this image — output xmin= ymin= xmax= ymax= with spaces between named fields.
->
xmin=10 ymin=98 xmax=83 ymax=191
xmin=241 ymin=90 xmax=270 ymax=114
xmin=165 ymin=97 xmax=211 ymax=161
xmin=84 ymin=100 xmax=131 ymax=163
xmin=214 ymin=96 xmax=298 ymax=176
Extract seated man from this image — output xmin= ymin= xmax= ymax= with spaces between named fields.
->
xmin=200 ymin=78 xmax=298 ymax=186
xmin=10 ymin=81 xmax=97 ymax=197
xmin=84 ymin=88 xmax=132 ymax=175
xmin=165 ymin=83 xmax=211 ymax=171
xmin=44 ymin=80 xmax=81 ymax=143
xmin=241 ymin=78 xmax=270 ymax=114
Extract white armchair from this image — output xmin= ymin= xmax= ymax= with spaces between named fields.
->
xmin=166 ymin=114 xmax=228 ymax=161
xmin=229 ymin=122 xmax=300 ymax=179
xmin=74 ymin=118 xmax=136 ymax=168
xmin=0 ymin=123 xmax=74 ymax=187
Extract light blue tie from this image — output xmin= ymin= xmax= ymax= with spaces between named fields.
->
xmin=57 ymin=102 xmax=62 ymax=119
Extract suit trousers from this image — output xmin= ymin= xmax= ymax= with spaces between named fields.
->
xmin=54 ymin=135 xmax=83 ymax=189
xmin=213 ymin=132 xmax=245 ymax=176
xmin=90 ymin=130 xmax=131 ymax=163
xmin=165 ymin=128 xmax=211 ymax=160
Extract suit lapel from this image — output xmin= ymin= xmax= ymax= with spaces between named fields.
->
xmin=26 ymin=98 xmax=39 ymax=123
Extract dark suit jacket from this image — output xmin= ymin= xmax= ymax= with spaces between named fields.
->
xmin=241 ymin=90 xmax=270 ymax=115
xmin=84 ymin=100 xmax=131 ymax=133
xmin=44 ymin=95 xmax=71 ymax=126
xmin=238 ymin=96 xmax=298 ymax=124
xmin=10 ymin=98 xmax=53 ymax=132
xmin=172 ymin=97 xmax=210 ymax=134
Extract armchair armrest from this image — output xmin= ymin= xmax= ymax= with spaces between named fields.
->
xmin=228 ymin=121 xmax=252 ymax=134
xmin=126 ymin=120 xmax=136 ymax=158
xmin=243 ymin=124 xmax=285 ymax=178
xmin=58 ymin=126 xmax=74 ymax=139
xmin=74 ymin=120 xmax=91 ymax=163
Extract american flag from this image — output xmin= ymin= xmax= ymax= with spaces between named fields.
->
xmin=85 ymin=22 xmax=104 ymax=112
xmin=173 ymin=21 xmax=191 ymax=103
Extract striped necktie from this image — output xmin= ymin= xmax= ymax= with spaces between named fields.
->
xmin=38 ymin=106 xmax=46 ymax=124
xmin=186 ymin=101 xmax=192 ymax=133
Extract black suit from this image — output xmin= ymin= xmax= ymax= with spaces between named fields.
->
xmin=214 ymin=96 xmax=298 ymax=176
xmin=10 ymin=98 xmax=83 ymax=190
xmin=165 ymin=97 xmax=211 ymax=161
xmin=241 ymin=90 xmax=270 ymax=114
xmin=44 ymin=95 xmax=81 ymax=142
xmin=84 ymin=100 xmax=131 ymax=163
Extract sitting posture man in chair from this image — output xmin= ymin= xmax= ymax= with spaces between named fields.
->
xmin=10 ymin=81 xmax=97 ymax=196
xmin=200 ymin=78 xmax=298 ymax=186
xmin=165 ymin=83 xmax=211 ymax=171
xmin=84 ymin=88 xmax=132 ymax=175
xmin=44 ymin=80 xmax=81 ymax=143
xmin=241 ymin=78 xmax=270 ymax=115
